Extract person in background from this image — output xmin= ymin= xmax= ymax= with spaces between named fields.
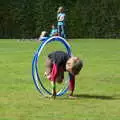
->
xmin=57 ymin=6 xmax=66 ymax=38
xmin=49 ymin=24 xmax=58 ymax=37
xmin=38 ymin=31 xmax=48 ymax=41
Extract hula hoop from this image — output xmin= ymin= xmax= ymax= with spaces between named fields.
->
xmin=32 ymin=36 xmax=72 ymax=96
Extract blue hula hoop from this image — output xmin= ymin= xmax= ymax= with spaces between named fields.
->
xmin=32 ymin=36 xmax=72 ymax=96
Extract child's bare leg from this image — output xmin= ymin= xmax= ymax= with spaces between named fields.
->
xmin=51 ymin=81 xmax=56 ymax=99
xmin=45 ymin=58 xmax=52 ymax=76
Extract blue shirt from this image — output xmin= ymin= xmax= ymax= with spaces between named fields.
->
xmin=57 ymin=13 xmax=65 ymax=25
xmin=50 ymin=28 xmax=58 ymax=36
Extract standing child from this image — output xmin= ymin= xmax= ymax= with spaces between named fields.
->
xmin=44 ymin=51 xmax=83 ymax=98
xmin=57 ymin=6 xmax=66 ymax=38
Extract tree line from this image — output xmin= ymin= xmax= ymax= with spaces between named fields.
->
xmin=0 ymin=0 xmax=120 ymax=39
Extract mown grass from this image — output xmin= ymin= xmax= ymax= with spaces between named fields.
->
xmin=0 ymin=39 xmax=120 ymax=120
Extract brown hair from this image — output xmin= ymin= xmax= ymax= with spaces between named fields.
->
xmin=72 ymin=59 xmax=83 ymax=75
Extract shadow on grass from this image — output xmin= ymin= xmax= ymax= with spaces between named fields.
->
xmin=57 ymin=94 xmax=120 ymax=100
xmin=73 ymin=94 xmax=117 ymax=100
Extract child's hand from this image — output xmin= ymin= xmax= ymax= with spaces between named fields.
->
xmin=69 ymin=91 xmax=73 ymax=96
xmin=68 ymin=95 xmax=76 ymax=99
xmin=68 ymin=92 xmax=76 ymax=98
xmin=44 ymin=72 xmax=51 ymax=80
xmin=44 ymin=72 xmax=49 ymax=76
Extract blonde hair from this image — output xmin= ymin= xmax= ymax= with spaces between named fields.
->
xmin=72 ymin=58 xmax=83 ymax=75
xmin=40 ymin=31 xmax=47 ymax=37
xmin=57 ymin=6 xmax=64 ymax=13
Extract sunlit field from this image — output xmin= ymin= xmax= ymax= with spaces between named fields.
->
xmin=0 ymin=39 xmax=120 ymax=120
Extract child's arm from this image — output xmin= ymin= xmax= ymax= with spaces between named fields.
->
xmin=69 ymin=73 xmax=75 ymax=96
xmin=57 ymin=14 xmax=60 ymax=21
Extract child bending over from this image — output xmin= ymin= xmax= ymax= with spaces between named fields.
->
xmin=44 ymin=51 xmax=83 ymax=98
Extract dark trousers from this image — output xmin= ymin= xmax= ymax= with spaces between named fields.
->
xmin=58 ymin=24 xmax=65 ymax=38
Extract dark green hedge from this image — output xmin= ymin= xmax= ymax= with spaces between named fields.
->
xmin=0 ymin=0 xmax=120 ymax=38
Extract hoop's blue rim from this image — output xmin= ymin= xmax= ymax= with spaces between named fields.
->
xmin=32 ymin=36 xmax=72 ymax=96
xmin=32 ymin=53 xmax=44 ymax=95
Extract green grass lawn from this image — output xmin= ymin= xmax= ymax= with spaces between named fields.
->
xmin=0 ymin=39 xmax=120 ymax=120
